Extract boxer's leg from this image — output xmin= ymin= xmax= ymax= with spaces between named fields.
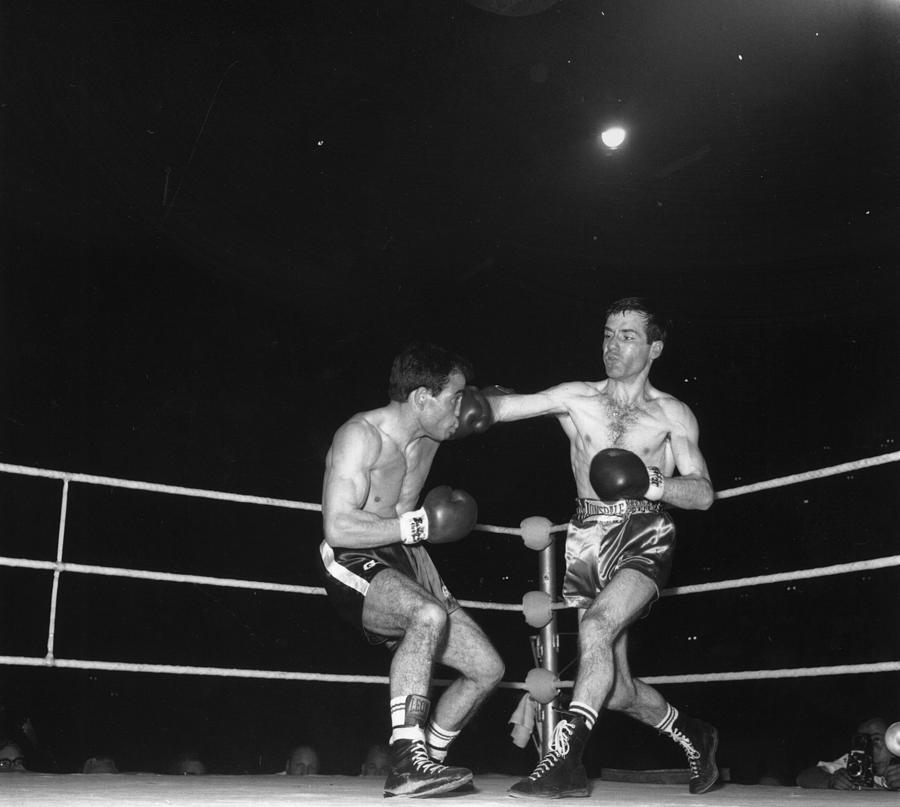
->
xmin=425 ymin=606 xmax=504 ymax=760
xmin=362 ymin=569 xmax=473 ymax=798
xmin=509 ymin=569 xmax=653 ymax=799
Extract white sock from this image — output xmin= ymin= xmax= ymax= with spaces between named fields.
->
xmin=569 ymin=701 xmax=598 ymax=731
xmin=424 ymin=720 xmax=460 ymax=762
xmin=654 ymin=704 xmax=678 ymax=735
xmin=389 ymin=695 xmax=429 ymax=744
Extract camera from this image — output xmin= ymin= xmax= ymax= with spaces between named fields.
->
xmin=846 ymin=733 xmax=875 ymax=789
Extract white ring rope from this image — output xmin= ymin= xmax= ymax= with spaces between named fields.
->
xmin=0 ymin=654 xmax=527 ymax=691
xmin=0 ymin=462 xmax=321 ymax=511
xmin=544 ymin=449 xmax=900 ymax=532
xmin=0 ymin=652 xmax=896 ymax=689
xmin=712 ymin=450 xmax=900 ymax=500
xmin=1 ymin=452 xmax=898 ymax=687
xmin=0 ymin=556 xmax=325 ymax=596
xmin=2 ymin=554 xmax=898 ymax=608
xmin=3 ymin=449 xmax=897 ymax=529
xmin=1 ymin=454 xmax=898 ymax=606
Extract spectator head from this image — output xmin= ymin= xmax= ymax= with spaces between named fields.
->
xmin=285 ymin=744 xmax=319 ymax=776
xmin=857 ymin=717 xmax=894 ymax=775
xmin=0 ymin=741 xmax=27 ymax=773
xmin=82 ymin=754 xmax=119 ymax=774
xmin=168 ymin=751 xmax=207 ymax=776
xmin=360 ymin=743 xmax=391 ymax=777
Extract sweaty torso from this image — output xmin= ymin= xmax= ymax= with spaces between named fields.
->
xmin=560 ymin=381 xmax=677 ymax=498
xmin=352 ymin=412 xmax=437 ymax=517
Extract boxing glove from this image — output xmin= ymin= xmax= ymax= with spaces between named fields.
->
xmin=452 ymin=385 xmax=514 ymax=440
xmin=399 ymin=486 xmax=478 ymax=545
xmin=589 ymin=448 xmax=664 ymax=502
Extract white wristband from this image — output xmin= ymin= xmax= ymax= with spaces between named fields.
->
xmin=399 ymin=507 xmax=428 ymax=545
xmin=645 ymin=466 xmax=665 ymax=501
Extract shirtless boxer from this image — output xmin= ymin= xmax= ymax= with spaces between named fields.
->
xmin=317 ymin=342 xmax=504 ymax=798
xmin=458 ymin=297 xmax=718 ymax=798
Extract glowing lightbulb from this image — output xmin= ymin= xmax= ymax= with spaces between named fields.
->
xmin=600 ymin=127 xmax=626 ymax=149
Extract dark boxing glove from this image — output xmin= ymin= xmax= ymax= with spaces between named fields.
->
xmin=452 ymin=385 xmax=514 ymax=440
xmin=399 ymin=486 xmax=478 ymax=545
xmin=589 ymin=448 xmax=664 ymax=502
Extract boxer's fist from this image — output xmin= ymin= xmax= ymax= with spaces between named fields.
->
xmin=452 ymin=385 xmax=514 ymax=439
xmin=589 ymin=448 xmax=664 ymax=502
xmin=399 ymin=486 xmax=478 ymax=545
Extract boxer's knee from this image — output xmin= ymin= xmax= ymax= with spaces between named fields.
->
xmin=409 ymin=600 xmax=449 ymax=638
xmin=462 ymin=642 xmax=505 ymax=692
xmin=479 ymin=648 xmax=505 ymax=689
xmin=579 ymin=606 xmax=619 ymax=649
xmin=606 ymin=677 xmax=638 ymax=712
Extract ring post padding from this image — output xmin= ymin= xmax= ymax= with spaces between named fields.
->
xmin=525 ymin=667 xmax=560 ymax=704
xmin=521 ymin=516 xmax=553 ymax=551
xmin=522 ymin=590 xmax=553 ymax=628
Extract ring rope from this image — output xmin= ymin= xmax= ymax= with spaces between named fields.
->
xmin=2 ymin=554 xmax=896 ymax=609
xmin=1 ymin=653 xmax=896 ymax=688
xmin=3 ymin=449 xmax=897 ymax=529
xmin=712 ymin=450 xmax=900 ymax=500
xmin=1 ymin=455 xmax=898 ymax=688
xmin=0 ymin=653 xmax=526 ymax=690
xmin=660 ymin=555 xmax=900 ymax=598
xmin=545 ymin=449 xmax=900 ymax=531
xmin=0 ymin=462 xmax=321 ymax=511
xmin=0 ymin=557 xmax=326 ymax=596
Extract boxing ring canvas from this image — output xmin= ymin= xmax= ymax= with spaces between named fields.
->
xmin=0 ymin=773 xmax=889 ymax=806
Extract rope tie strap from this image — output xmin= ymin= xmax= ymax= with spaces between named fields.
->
xmin=574 ymin=497 xmax=660 ymax=522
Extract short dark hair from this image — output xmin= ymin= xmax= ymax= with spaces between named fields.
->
xmin=388 ymin=342 xmax=473 ymax=402
xmin=605 ymin=297 xmax=670 ymax=344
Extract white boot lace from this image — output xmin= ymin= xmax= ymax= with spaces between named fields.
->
xmin=410 ymin=741 xmax=446 ymax=775
xmin=528 ymin=720 xmax=574 ymax=780
xmin=670 ymin=728 xmax=700 ymax=776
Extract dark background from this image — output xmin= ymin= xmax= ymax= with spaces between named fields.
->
xmin=1 ymin=0 xmax=898 ymax=783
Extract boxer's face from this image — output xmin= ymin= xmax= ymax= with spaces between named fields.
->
xmin=421 ymin=370 xmax=466 ymax=440
xmin=603 ymin=310 xmax=661 ymax=379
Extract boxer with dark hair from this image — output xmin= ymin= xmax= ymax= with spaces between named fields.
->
xmin=469 ymin=297 xmax=719 ymax=798
xmin=317 ymin=341 xmax=504 ymax=798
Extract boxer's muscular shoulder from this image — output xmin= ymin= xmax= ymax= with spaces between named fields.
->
xmin=552 ymin=380 xmax=607 ymax=411
xmin=654 ymin=393 xmax=698 ymax=436
xmin=334 ymin=414 xmax=385 ymax=468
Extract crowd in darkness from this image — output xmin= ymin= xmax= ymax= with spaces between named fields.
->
xmin=2 ymin=675 xmax=898 ymax=790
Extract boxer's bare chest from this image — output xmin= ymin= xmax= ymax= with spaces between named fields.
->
xmin=369 ymin=439 xmax=433 ymax=511
xmin=603 ymin=397 xmax=644 ymax=445
xmin=568 ymin=393 xmax=666 ymax=461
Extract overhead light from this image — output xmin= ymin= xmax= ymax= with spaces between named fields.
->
xmin=600 ymin=126 xmax=626 ymax=150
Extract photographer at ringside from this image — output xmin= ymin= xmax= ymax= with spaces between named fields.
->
xmin=797 ymin=717 xmax=899 ymax=790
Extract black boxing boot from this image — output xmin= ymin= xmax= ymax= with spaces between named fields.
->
xmin=383 ymin=738 xmax=473 ymax=798
xmin=659 ymin=709 xmax=719 ymax=794
xmin=508 ymin=716 xmax=591 ymax=799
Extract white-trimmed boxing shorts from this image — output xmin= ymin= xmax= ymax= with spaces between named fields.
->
xmin=317 ymin=539 xmax=459 ymax=646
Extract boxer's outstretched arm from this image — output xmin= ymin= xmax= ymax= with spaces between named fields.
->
xmin=490 ymin=382 xmax=589 ymax=423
